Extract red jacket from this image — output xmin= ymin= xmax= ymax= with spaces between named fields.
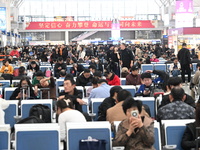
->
xmin=106 ymin=74 xmax=121 ymax=86
xmin=10 ymin=50 xmax=20 ymax=58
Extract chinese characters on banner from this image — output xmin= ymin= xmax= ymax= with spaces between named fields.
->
xmin=26 ymin=20 xmax=156 ymax=30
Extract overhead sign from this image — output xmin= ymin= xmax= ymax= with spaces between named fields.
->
xmin=176 ymin=0 xmax=193 ymax=28
xmin=25 ymin=20 xmax=156 ymax=30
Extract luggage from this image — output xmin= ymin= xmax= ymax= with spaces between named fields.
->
xmin=29 ymin=104 xmax=51 ymax=123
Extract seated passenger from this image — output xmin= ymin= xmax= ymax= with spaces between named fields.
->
xmin=88 ymin=79 xmax=111 ymax=105
xmin=10 ymin=77 xmax=36 ymax=100
xmin=58 ymin=70 xmax=66 ymax=79
xmin=181 ymin=100 xmax=200 ymax=149
xmin=34 ymin=76 xmax=56 ymax=100
xmin=98 ymin=86 xmax=122 ymax=121
xmin=13 ymin=66 xmax=30 ymax=80
xmin=106 ymin=90 xmax=149 ymax=123
xmin=105 ymin=70 xmax=121 ymax=86
xmin=135 ymin=73 xmax=153 ymax=97
xmin=27 ymin=61 xmax=39 ymax=73
xmin=76 ymin=69 xmax=93 ymax=86
xmin=0 ymin=59 xmax=14 ymax=75
xmin=56 ymin=97 xmax=86 ymax=141
xmin=121 ymin=67 xmax=129 ymax=78
xmin=150 ymin=54 xmax=159 ymax=62
xmin=113 ymin=97 xmax=155 ymax=150
xmin=169 ymin=58 xmax=181 ymax=77
xmin=58 ymin=76 xmax=86 ymax=112
xmin=159 ymin=77 xmax=195 ymax=108
xmin=157 ymin=87 xmax=195 ymax=121
xmin=54 ymin=57 xmax=67 ymax=79
xmin=126 ymin=65 xmax=141 ymax=86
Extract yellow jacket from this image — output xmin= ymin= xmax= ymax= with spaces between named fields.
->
xmin=0 ymin=65 xmax=14 ymax=74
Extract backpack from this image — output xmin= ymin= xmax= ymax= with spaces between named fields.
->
xmin=29 ymin=104 xmax=51 ymax=123
xmin=10 ymin=116 xmax=45 ymax=141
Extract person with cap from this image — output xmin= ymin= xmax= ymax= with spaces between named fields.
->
xmin=178 ymin=43 xmax=192 ymax=85
xmin=190 ymin=62 xmax=200 ymax=99
xmin=126 ymin=65 xmax=141 ymax=86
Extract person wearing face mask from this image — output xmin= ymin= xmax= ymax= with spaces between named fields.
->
xmin=10 ymin=77 xmax=36 ymax=100
xmin=94 ymin=57 xmax=103 ymax=73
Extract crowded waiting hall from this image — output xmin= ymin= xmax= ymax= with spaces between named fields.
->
xmin=0 ymin=0 xmax=200 ymax=150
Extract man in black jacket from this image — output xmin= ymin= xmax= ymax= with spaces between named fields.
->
xmin=76 ymin=69 xmax=93 ymax=86
xmin=58 ymin=77 xmax=85 ymax=112
xmin=98 ymin=86 xmax=122 ymax=121
xmin=178 ymin=43 xmax=192 ymax=84
xmin=159 ymin=77 xmax=195 ymax=109
xmin=54 ymin=57 xmax=67 ymax=78
xmin=120 ymin=43 xmax=134 ymax=69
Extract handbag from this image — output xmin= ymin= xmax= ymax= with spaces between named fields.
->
xmin=79 ymin=136 xmax=107 ymax=150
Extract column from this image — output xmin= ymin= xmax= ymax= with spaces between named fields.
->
xmin=65 ymin=31 xmax=69 ymax=45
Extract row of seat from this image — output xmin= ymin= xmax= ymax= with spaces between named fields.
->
xmin=3 ymin=84 xmax=136 ymax=100
xmin=4 ymin=99 xmax=53 ymax=127
xmin=1 ymin=119 xmax=193 ymax=150
xmin=141 ymin=63 xmax=198 ymax=73
xmin=0 ymin=121 xmax=161 ymax=150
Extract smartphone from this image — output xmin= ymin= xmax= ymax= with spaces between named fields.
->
xmin=145 ymin=88 xmax=150 ymax=92
xmin=131 ymin=110 xmax=139 ymax=118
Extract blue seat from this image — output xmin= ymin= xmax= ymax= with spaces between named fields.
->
xmin=91 ymin=98 xmax=104 ymax=121
xmin=82 ymin=98 xmax=89 ymax=113
xmin=66 ymin=65 xmax=73 ymax=74
xmin=4 ymin=87 xmax=17 ymax=100
xmin=4 ymin=100 xmax=18 ymax=127
xmin=141 ymin=64 xmax=154 ymax=73
xmin=154 ymin=64 xmax=166 ymax=72
xmin=154 ymin=121 xmax=161 ymax=150
xmin=135 ymin=97 xmax=155 ymax=117
xmin=0 ymin=124 xmax=10 ymax=150
xmin=121 ymin=85 xmax=136 ymax=97
xmin=21 ymin=99 xmax=52 ymax=120
xmin=40 ymin=66 xmax=52 ymax=72
xmin=120 ymin=78 xmax=126 ymax=85
xmin=66 ymin=122 xmax=111 ymax=150
xmin=162 ymin=119 xmax=195 ymax=150
xmin=192 ymin=63 xmax=197 ymax=73
xmin=15 ymin=124 xmax=60 ymax=150
xmin=56 ymin=79 xmax=64 ymax=96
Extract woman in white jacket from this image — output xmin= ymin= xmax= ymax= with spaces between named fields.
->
xmin=0 ymin=98 xmax=9 ymax=124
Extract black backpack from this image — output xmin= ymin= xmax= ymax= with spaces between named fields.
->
xmin=29 ymin=104 xmax=51 ymax=123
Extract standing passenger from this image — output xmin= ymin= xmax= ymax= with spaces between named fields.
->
xmin=178 ymin=43 xmax=191 ymax=84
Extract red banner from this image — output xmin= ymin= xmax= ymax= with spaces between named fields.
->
xmin=25 ymin=20 xmax=156 ymax=30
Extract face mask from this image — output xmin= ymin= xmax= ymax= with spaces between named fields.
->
xmin=95 ymin=60 xmax=98 ymax=63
